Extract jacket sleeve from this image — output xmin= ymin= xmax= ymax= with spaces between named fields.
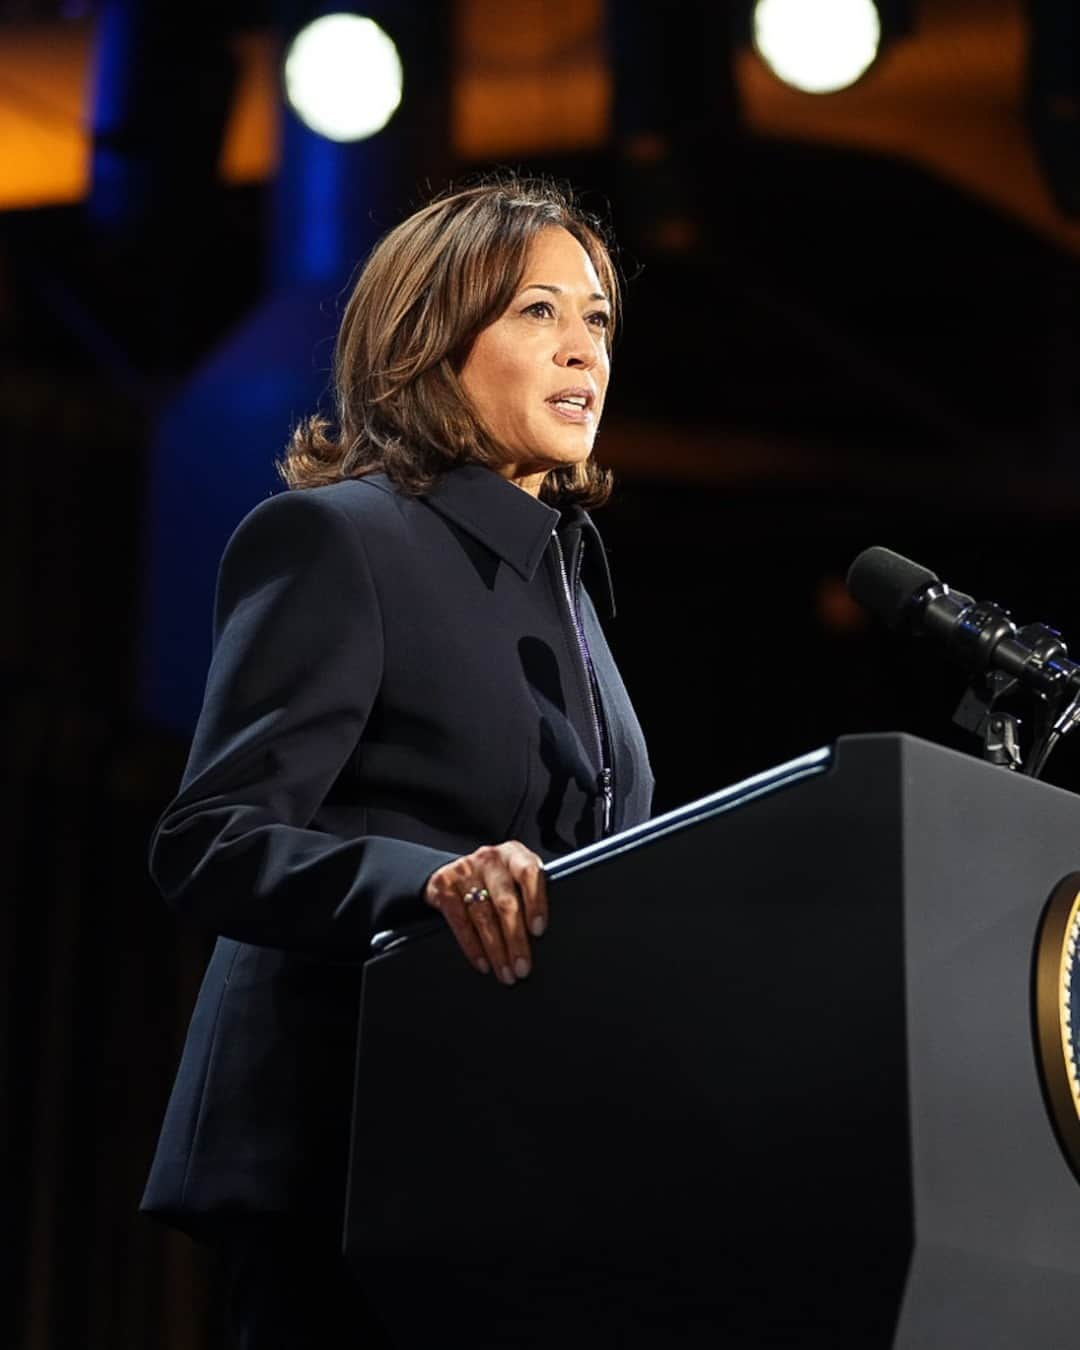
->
xmin=148 ymin=488 xmax=458 ymax=955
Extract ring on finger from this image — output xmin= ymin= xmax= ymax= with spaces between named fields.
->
xmin=463 ymin=886 xmax=492 ymax=906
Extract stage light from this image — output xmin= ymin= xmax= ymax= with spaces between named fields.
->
xmin=752 ymin=0 xmax=882 ymax=95
xmin=284 ymin=13 xmax=403 ymax=142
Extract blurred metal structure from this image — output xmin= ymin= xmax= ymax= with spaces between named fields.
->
xmin=1026 ymin=0 xmax=1080 ymax=218
xmin=89 ymin=3 xmax=236 ymax=238
xmin=607 ymin=0 xmax=739 ymax=255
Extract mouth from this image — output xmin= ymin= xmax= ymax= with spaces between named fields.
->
xmin=545 ymin=387 xmax=597 ymax=423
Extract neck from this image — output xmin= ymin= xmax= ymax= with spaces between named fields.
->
xmin=495 ymin=464 xmax=548 ymax=498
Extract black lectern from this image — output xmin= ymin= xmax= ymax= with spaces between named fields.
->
xmin=345 ymin=734 xmax=1080 ymax=1348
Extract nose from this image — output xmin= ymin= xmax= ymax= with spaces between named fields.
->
xmin=555 ymin=314 xmax=600 ymax=371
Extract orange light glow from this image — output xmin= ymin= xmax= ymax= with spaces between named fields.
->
xmin=0 ymin=21 xmax=94 ymax=210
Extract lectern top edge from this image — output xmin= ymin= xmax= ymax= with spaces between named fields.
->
xmin=369 ymin=743 xmax=833 ymax=956
xmin=546 ymin=743 xmax=833 ymax=883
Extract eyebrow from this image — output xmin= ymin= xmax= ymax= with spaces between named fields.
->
xmin=520 ymin=283 xmax=610 ymax=304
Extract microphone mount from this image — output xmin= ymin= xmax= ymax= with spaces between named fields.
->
xmin=847 ymin=547 xmax=1080 ymax=779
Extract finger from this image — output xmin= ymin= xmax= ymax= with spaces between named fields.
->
xmin=425 ymin=867 xmax=492 ymax=976
xmin=478 ymin=861 xmax=532 ymax=981
xmin=442 ymin=900 xmax=493 ymax=975
xmin=506 ymin=844 xmax=548 ymax=937
xmin=464 ymin=886 xmax=514 ymax=984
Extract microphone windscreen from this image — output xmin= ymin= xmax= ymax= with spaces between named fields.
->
xmin=846 ymin=546 xmax=940 ymax=629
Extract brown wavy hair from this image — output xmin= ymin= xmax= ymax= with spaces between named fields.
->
xmin=278 ymin=174 xmax=619 ymax=508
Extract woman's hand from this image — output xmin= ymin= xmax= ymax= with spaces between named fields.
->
xmin=424 ymin=841 xmax=548 ymax=986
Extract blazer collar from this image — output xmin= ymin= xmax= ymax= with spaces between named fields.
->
xmin=422 ymin=464 xmax=616 ymax=616
xmin=557 ymin=503 xmax=617 ymax=619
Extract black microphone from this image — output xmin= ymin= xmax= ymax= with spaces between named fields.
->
xmin=846 ymin=546 xmax=1076 ymax=698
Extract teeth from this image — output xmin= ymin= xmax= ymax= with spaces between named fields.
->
xmin=553 ymin=396 xmax=587 ymax=408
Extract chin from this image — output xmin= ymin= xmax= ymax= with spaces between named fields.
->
xmin=505 ymin=431 xmax=596 ymax=483
xmin=547 ymin=434 xmax=596 ymax=467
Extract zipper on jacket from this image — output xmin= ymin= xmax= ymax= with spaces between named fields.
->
xmin=597 ymin=766 xmax=614 ymax=836
xmin=551 ymin=532 xmax=615 ymax=836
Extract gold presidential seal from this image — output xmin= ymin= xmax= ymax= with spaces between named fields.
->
xmin=1034 ymin=874 xmax=1080 ymax=1181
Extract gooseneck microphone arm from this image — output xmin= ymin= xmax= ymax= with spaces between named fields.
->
xmin=846 ymin=546 xmax=1080 ymax=778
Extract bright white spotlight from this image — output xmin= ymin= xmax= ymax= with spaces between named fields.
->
xmin=284 ymin=13 xmax=403 ymax=142
xmin=753 ymin=0 xmax=882 ymax=95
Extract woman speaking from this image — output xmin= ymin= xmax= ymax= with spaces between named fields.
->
xmin=142 ymin=175 xmax=653 ymax=1347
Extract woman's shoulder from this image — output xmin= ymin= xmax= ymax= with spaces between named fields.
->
xmin=230 ymin=474 xmax=413 ymax=546
xmin=215 ymin=476 xmax=414 ymax=612
xmin=301 ymin=473 xmax=398 ymax=512
xmin=217 ymin=476 xmax=431 ymax=600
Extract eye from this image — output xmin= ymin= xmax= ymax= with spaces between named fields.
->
xmin=587 ymin=310 xmax=611 ymax=330
xmin=522 ymin=300 xmax=555 ymax=319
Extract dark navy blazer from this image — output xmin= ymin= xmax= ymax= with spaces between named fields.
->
xmin=142 ymin=464 xmax=653 ymax=1231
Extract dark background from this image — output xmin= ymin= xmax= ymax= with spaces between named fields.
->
xmin=4 ymin=0 xmax=1079 ymax=1345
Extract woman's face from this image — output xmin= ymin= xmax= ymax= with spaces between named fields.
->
xmin=460 ymin=226 xmax=612 ymax=494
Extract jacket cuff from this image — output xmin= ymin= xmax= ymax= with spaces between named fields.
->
xmin=359 ymin=838 xmax=461 ymax=935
